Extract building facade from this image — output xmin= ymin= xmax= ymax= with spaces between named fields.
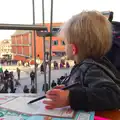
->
xmin=11 ymin=23 xmax=65 ymax=61
xmin=0 ymin=39 xmax=12 ymax=59
xmin=11 ymin=30 xmax=32 ymax=61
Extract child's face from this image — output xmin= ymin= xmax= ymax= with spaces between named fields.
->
xmin=65 ymin=40 xmax=74 ymax=60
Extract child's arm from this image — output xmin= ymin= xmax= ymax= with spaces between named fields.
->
xmin=69 ymin=65 xmax=120 ymax=111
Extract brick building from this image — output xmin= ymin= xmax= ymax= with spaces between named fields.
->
xmin=11 ymin=23 xmax=65 ymax=62
xmin=0 ymin=39 xmax=12 ymax=59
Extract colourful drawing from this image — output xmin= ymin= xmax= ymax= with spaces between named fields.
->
xmin=0 ymin=108 xmax=29 ymax=120
xmin=44 ymin=116 xmax=53 ymax=120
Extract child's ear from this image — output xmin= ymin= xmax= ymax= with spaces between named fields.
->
xmin=71 ymin=44 xmax=78 ymax=55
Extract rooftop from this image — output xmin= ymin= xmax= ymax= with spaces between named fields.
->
xmin=11 ymin=23 xmax=63 ymax=36
xmin=11 ymin=30 xmax=31 ymax=36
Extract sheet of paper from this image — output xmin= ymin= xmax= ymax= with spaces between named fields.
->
xmin=0 ymin=93 xmax=38 ymax=97
xmin=35 ymin=101 xmax=74 ymax=118
xmin=0 ymin=97 xmax=74 ymax=118
xmin=0 ymin=97 xmax=39 ymax=115
xmin=0 ymin=95 xmax=16 ymax=105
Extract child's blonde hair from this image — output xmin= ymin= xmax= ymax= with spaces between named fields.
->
xmin=59 ymin=11 xmax=112 ymax=60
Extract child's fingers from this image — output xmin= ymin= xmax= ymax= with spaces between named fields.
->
xmin=53 ymin=85 xmax=65 ymax=89
xmin=45 ymin=105 xmax=55 ymax=109
xmin=46 ymin=94 xmax=57 ymax=101
xmin=47 ymin=89 xmax=61 ymax=96
xmin=43 ymin=99 xmax=54 ymax=106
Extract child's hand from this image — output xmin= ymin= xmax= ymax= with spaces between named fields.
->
xmin=53 ymin=85 xmax=65 ymax=89
xmin=43 ymin=89 xmax=70 ymax=109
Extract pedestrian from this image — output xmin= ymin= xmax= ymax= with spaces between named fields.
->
xmin=51 ymin=80 xmax=57 ymax=88
xmin=42 ymin=83 xmax=49 ymax=92
xmin=16 ymin=68 xmax=20 ymax=80
xmin=23 ymin=85 xmax=29 ymax=93
xmin=4 ymin=69 xmax=9 ymax=80
xmin=66 ymin=62 xmax=70 ymax=68
xmin=9 ymin=79 xmax=16 ymax=93
xmin=60 ymin=62 xmax=64 ymax=69
xmin=9 ymin=71 xmax=14 ymax=80
xmin=53 ymin=61 xmax=58 ymax=69
xmin=30 ymin=85 xmax=36 ymax=93
xmin=40 ymin=63 xmax=44 ymax=73
xmin=30 ymin=71 xmax=35 ymax=85
xmin=57 ymin=78 xmax=61 ymax=85
xmin=3 ymin=80 xmax=8 ymax=93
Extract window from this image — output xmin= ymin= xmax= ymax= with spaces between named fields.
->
xmin=40 ymin=28 xmax=48 ymax=32
xmin=52 ymin=52 xmax=66 ymax=57
xmin=52 ymin=27 xmax=60 ymax=32
xmin=36 ymin=28 xmax=48 ymax=36
xmin=23 ymin=36 xmax=27 ymax=40
xmin=43 ymin=28 xmax=48 ymax=32
xmin=61 ymin=41 xmax=65 ymax=45
xmin=53 ymin=40 xmax=58 ymax=45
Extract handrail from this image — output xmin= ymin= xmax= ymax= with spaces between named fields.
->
xmin=0 ymin=23 xmax=47 ymax=30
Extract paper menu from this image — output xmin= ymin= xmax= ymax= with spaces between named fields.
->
xmin=0 ymin=97 xmax=74 ymax=118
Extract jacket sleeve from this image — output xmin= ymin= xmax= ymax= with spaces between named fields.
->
xmin=69 ymin=65 xmax=120 ymax=111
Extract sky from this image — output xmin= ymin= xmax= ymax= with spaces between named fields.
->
xmin=0 ymin=0 xmax=119 ymax=40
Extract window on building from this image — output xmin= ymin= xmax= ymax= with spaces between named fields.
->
xmin=53 ymin=40 xmax=58 ymax=45
xmin=36 ymin=28 xmax=48 ymax=36
xmin=52 ymin=27 xmax=60 ymax=32
xmin=61 ymin=41 xmax=65 ymax=45
xmin=24 ymin=36 xmax=27 ymax=41
xmin=42 ymin=28 xmax=48 ymax=32
xmin=53 ymin=52 xmax=66 ymax=57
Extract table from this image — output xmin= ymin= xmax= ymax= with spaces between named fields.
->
xmin=0 ymin=94 xmax=120 ymax=120
xmin=96 ymin=110 xmax=120 ymax=120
